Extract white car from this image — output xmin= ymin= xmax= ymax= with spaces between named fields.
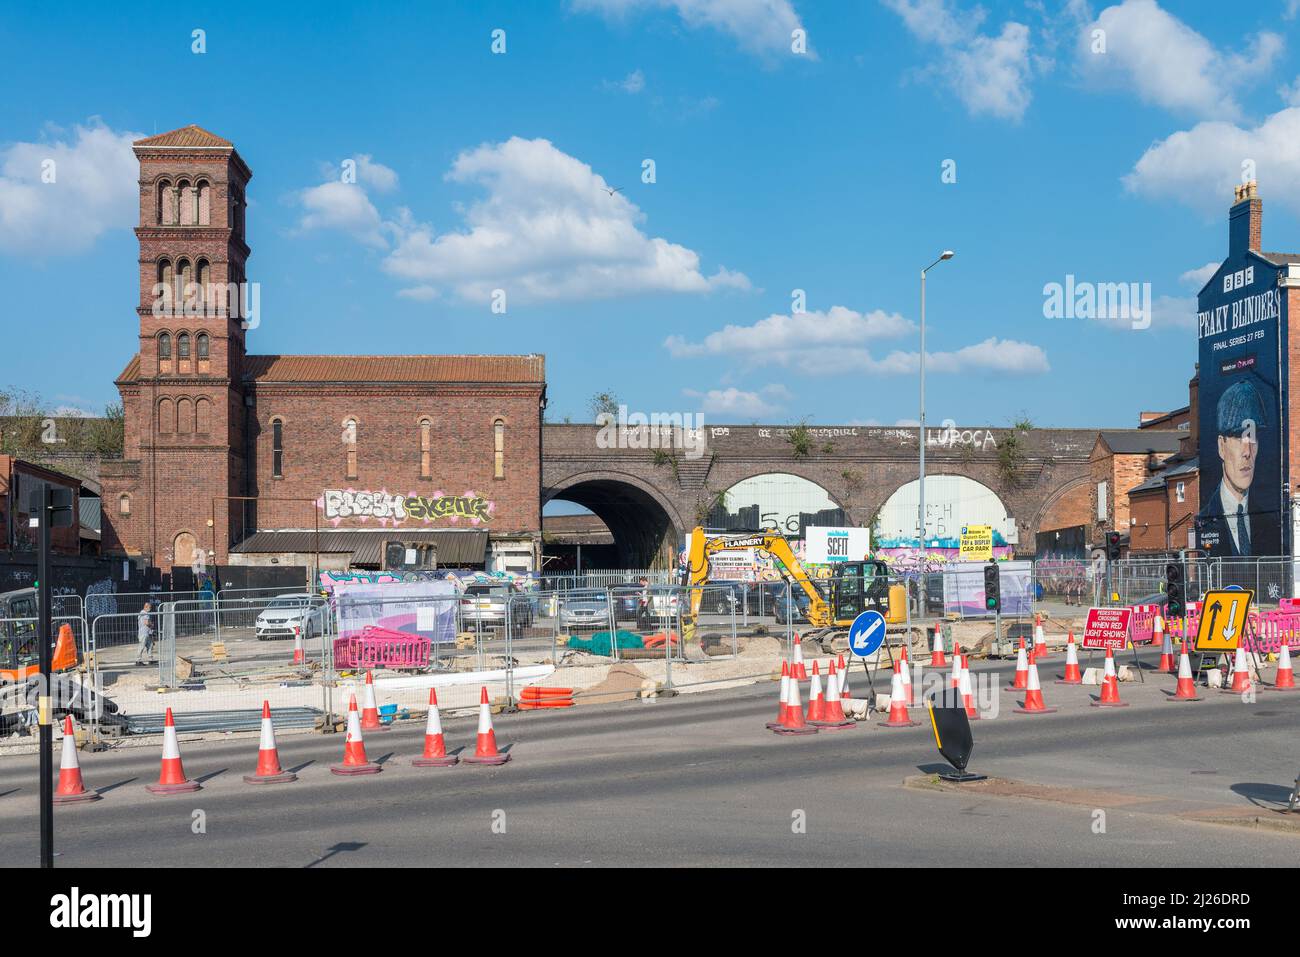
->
xmin=255 ymin=594 xmax=326 ymax=641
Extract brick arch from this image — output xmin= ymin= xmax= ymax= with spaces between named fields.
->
xmin=1030 ymin=474 xmax=1091 ymax=533
xmin=544 ymin=469 xmax=686 ymax=567
xmin=709 ymin=467 xmax=848 ymax=512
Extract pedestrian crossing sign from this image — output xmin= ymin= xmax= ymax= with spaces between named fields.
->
xmin=1194 ymin=589 xmax=1253 ymax=652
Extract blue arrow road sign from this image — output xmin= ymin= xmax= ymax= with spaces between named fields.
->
xmin=848 ymin=610 xmax=886 ymax=658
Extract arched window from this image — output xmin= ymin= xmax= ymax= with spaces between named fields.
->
xmin=197 ymin=181 xmax=211 ymax=226
xmin=493 ymin=419 xmax=505 ymax=479
xmin=177 ymin=259 xmax=193 ymax=312
xmin=176 ymin=397 xmax=194 ymax=434
xmin=119 ymin=494 xmax=131 ymax=516
xmin=158 ymin=332 xmax=172 ymax=360
xmin=344 ymin=418 xmax=358 ymax=479
xmin=173 ymin=532 xmax=198 ymax=568
xmin=419 ymin=418 xmax=432 ymax=478
xmin=196 ymin=260 xmax=210 ymax=312
xmin=157 ymin=260 xmax=174 ymax=313
xmin=196 ymin=333 xmax=209 ymax=360
xmin=158 ymin=397 xmax=176 ymax=434
xmin=177 ymin=333 xmax=191 ymax=359
xmin=159 ymin=180 xmax=176 ymax=225
xmin=195 ymin=397 xmax=211 ymax=434
xmin=177 ymin=180 xmax=193 ymax=225
xmin=272 ymin=418 xmax=284 ymax=478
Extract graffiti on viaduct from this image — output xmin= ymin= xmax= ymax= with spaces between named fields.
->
xmin=542 ymin=423 xmax=1106 ymax=567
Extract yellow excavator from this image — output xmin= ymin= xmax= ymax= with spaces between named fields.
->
xmin=683 ymin=527 xmax=905 ymax=649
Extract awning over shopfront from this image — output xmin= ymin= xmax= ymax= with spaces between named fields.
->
xmin=230 ymin=529 xmax=488 ymax=566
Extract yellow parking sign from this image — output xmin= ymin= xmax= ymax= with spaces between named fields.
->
xmin=959 ymin=525 xmax=993 ymax=561
xmin=1194 ymin=589 xmax=1253 ymax=652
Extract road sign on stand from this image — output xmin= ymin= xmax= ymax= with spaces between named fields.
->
xmin=1082 ymin=607 xmax=1133 ymax=651
xmin=848 ymin=610 xmax=887 ymax=658
xmin=1194 ymin=589 xmax=1253 ymax=653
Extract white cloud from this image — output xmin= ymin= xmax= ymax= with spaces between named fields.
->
xmin=396 ymin=285 xmax=439 ymax=301
xmin=684 ymin=383 xmax=791 ymax=417
xmin=1179 ymin=262 xmax=1219 ymax=288
xmin=572 ymin=0 xmax=808 ymax=58
xmin=1148 ymin=294 xmax=1197 ymax=330
xmin=883 ymin=0 xmax=1035 ymax=121
xmin=611 ymin=69 xmax=646 ymax=93
xmin=294 ymin=180 xmax=387 ymax=247
xmin=1076 ymin=0 xmax=1283 ymax=118
xmin=666 ymin=305 xmax=1048 ymax=375
xmin=353 ymin=154 xmax=399 ymax=192
xmin=1124 ymin=107 xmax=1300 ymax=217
xmin=382 ymin=136 xmax=747 ymax=302
xmin=0 ymin=121 xmax=140 ymax=256
xmin=1281 ymin=76 xmax=1300 ymax=107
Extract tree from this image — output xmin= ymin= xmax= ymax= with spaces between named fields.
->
xmin=588 ymin=390 xmax=620 ymax=422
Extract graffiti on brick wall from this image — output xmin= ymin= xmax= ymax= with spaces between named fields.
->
xmin=319 ymin=489 xmax=495 ymax=526
xmin=85 ymin=578 xmax=118 ymax=618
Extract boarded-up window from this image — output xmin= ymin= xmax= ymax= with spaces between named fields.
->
xmin=493 ymin=419 xmax=505 ymax=479
xmin=158 ymin=397 xmax=176 ymax=434
xmin=196 ymin=397 xmax=211 ymax=434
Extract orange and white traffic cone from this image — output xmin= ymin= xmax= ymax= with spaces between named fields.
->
xmin=814 ymin=664 xmax=856 ymax=730
xmin=959 ymin=654 xmax=981 ymax=720
xmin=880 ymin=661 xmax=920 ymax=728
xmin=1006 ymin=638 xmax=1029 ymax=692
xmin=330 ymin=694 xmax=382 ymax=775
xmin=1155 ymin=627 xmax=1175 ymax=673
xmin=53 ymin=716 xmax=100 ymax=804
xmin=1033 ymin=614 xmax=1048 ymax=660
xmin=1014 ymin=660 xmax=1056 ymax=715
xmin=1168 ymin=642 xmax=1201 ymax=702
xmin=1225 ymin=646 xmax=1253 ymax=695
xmin=244 ymin=701 xmax=297 ymax=784
xmin=949 ymin=641 xmax=963 ymax=690
xmin=413 ymin=689 xmax=459 ymax=767
xmin=839 ymin=655 xmax=853 ymax=699
xmin=1091 ymin=648 xmax=1129 ymax=708
xmin=292 ymin=626 xmax=306 ymax=666
xmin=773 ymin=667 xmax=818 ymax=736
xmin=146 ymin=708 xmax=201 ymax=794
xmin=1056 ymin=632 xmax=1083 ymax=685
xmin=930 ymin=622 xmax=946 ymax=668
xmin=806 ymin=661 xmax=827 ymax=723
xmin=767 ymin=661 xmax=791 ymax=730
xmin=792 ymin=641 xmax=808 ymax=681
xmin=898 ymin=646 xmax=914 ymax=706
xmin=360 ymin=670 xmax=385 ymax=731
xmin=1271 ymin=642 xmax=1297 ymax=691
xmin=463 ymin=687 xmax=510 ymax=765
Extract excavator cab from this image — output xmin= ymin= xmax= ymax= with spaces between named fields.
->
xmin=827 ymin=561 xmax=891 ymax=622
xmin=0 ymin=588 xmax=41 ymax=682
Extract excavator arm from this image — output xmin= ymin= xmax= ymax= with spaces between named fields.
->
xmin=685 ymin=526 xmax=832 ymax=630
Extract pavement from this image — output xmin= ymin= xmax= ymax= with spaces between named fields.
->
xmin=2 ymin=648 xmax=1297 ymax=867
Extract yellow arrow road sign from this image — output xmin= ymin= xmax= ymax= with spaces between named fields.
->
xmin=1195 ymin=589 xmax=1254 ymax=652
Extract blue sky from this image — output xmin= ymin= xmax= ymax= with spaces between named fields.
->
xmin=2 ymin=0 xmax=1299 ymax=431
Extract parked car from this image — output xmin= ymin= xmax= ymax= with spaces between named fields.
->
xmin=773 ymin=591 xmax=810 ymax=625
xmin=698 ymin=580 xmax=746 ymax=616
xmin=559 ymin=590 xmax=612 ymax=631
xmin=460 ymin=585 xmax=533 ymax=631
xmin=611 ymin=583 xmax=644 ymax=621
xmin=255 ymin=594 xmax=327 ymax=641
xmin=638 ymin=586 xmax=681 ymax=629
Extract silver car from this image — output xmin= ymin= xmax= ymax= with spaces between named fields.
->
xmin=560 ymin=591 xmax=611 ymax=631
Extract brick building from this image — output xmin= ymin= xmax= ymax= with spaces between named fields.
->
xmin=100 ymin=126 xmax=545 ymax=574
xmin=1088 ymin=429 xmax=1184 ymax=552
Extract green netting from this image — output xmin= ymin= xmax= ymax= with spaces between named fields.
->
xmin=566 ymin=629 xmax=645 ymax=657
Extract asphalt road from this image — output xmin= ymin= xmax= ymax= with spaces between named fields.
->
xmin=2 ymin=650 xmax=1297 ymax=867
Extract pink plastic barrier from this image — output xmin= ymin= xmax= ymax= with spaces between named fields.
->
xmin=1254 ymin=609 xmax=1300 ymax=653
xmin=333 ymin=625 xmax=431 ymax=669
xmin=1127 ymin=604 xmax=1158 ymax=644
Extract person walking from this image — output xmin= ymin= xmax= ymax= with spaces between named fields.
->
xmin=135 ymin=602 xmax=156 ymax=665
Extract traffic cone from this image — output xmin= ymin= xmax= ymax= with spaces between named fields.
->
xmin=1014 ymin=661 xmax=1056 ymax=714
xmin=145 ymin=708 xmax=201 ymax=793
xmin=1155 ymin=629 xmax=1175 ymax=674
xmin=839 ymin=655 xmax=853 ymax=699
xmin=949 ymin=641 xmax=962 ymax=690
xmin=360 ymin=670 xmax=385 ymax=731
xmin=1005 ymin=638 xmax=1029 ymax=692
xmin=330 ymin=694 xmax=382 ymax=775
xmin=930 ymin=622 xmax=946 ymax=667
xmin=806 ymin=662 xmax=827 ymax=723
xmin=1033 ymin=614 xmax=1047 ymax=660
xmin=773 ymin=666 xmax=818 ymax=735
xmin=244 ymin=701 xmax=297 ymax=784
xmin=1090 ymin=648 xmax=1129 ymax=708
xmin=814 ymin=664 xmax=855 ymax=730
xmin=413 ymin=689 xmax=459 ymax=767
xmin=959 ymin=654 xmax=981 ymax=720
xmin=1274 ymin=642 xmax=1294 ymax=686
xmin=292 ymin=626 xmax=306 ymax=666
xmin=898 ymin=646 xmax=914 ymax=706
xmin=51 ymin=622 xmax=78 ymax=672
xmin=1056 ymin=632 xmax=1083 ymax=685
xmin=1168 ymin=642 xmax=1201 ymax=702
xmin=463 ymin=687 xmax=510 ymax=765
xmin=880 ymin=661 xmax=920 ymax=728
xmin=1225 ymin=646 xmax=1253 ymax=695
xmin=53 ymin=716 xmax=100 ymax=804
xmin=792 ymin=641 xmax=808 ymax=680
xmin=767 ymin=661 xmax=791 ymax=730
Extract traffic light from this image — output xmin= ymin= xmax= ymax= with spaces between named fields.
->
xmin=1165 ymin=562 xmax=1184 ymax=618
xmin=1106 ymin=531 xmax=1122 ymax=561
xmin=983 ymin=561 xmax=1001 ymax=613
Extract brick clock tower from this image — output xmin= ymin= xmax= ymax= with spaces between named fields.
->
xmin=101 ymin=125 xmax=253 ymax=568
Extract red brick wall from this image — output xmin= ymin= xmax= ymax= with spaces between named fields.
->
xmin=1039 ymin=480 xmax=1090 ymax=532
xmin=1129 ymin=489 xmax=1168 ymax=552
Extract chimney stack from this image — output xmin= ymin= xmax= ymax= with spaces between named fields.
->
xmin=1229 ymin=181 xmax=1261 ymax=256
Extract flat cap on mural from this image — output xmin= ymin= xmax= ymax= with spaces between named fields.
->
xmin=1216 ymin=380 xmax=1267 ymax=436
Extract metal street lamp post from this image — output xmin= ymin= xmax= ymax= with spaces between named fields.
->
xmin=918 ymin=250 xmax=954 ymax=615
